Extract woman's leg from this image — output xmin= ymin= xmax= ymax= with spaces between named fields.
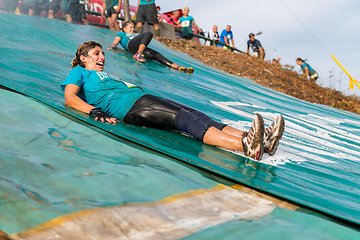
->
xmin=127 ymin=32 xmax=153 ymax=54
xmin=124 ymin=95 xmax=264 ymax=160
xmin=142 ymin=47 xmax=194 ymax=73
xmin=203 ymin=127 xmax=244 ymax=151
xmin=143 ymin=47 xmax=174 ymax=68
xmin=110 ymin=13 xmax=120 ymax=31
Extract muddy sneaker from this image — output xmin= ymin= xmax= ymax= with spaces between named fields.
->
xmin=133 ymin=52 xmax=146 ymax=63
xmin=178 ymin=66 xmax=194 ymax=74
xmin=264 ymin=115 xmax=285 ymax=155
xmin=242 ymin=114 xmax=265 ymax=161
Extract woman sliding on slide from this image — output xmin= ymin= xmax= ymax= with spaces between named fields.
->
xmin=62 ymin=41 xmax=285 ymax=161
xmin=109 ymin=21 xmax=195 ymax=74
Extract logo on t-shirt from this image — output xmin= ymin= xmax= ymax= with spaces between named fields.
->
xmin=182 ymin=20 xmax=190 ymax=27
xmin=97 ymin=72 xmax=120 ymax=81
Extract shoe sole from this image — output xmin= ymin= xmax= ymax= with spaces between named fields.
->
xmin=265 ymin=115 xmax=285 ymax=156
xmin=133 ymin=56 xmax=146 ymax=63
xmin=186 ymin=68 xmax=194 ymax=74
xmin=133 ymin=58 xmax=146 ymax=63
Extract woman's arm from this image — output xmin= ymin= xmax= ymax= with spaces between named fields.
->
xmin=304 ymin=66 xmax=309 ymax=77
xmin=192 ymin=20 xmax=202 ymax=33
xmin=64 ymin=84 xmax=117 ymax=123
xmin=110 ymin=36 xmax=121 ymax=50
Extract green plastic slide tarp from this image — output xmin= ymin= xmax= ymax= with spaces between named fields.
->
xmin=1 ymin=89 xmax=359 ymax=239
xmin=1 ymin=13 xmax=360 ymax=227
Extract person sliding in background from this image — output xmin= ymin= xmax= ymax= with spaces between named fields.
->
xmin=135 ymin=0 xmax=160 ymax=37
xmin=110 ymin=21 xmax=195 ymax=74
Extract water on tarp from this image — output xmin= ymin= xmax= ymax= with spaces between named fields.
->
xmin=1 ymin=13 xmax=360 ymax=234
xmin=1 ymin=90 xmax=359 ymax=239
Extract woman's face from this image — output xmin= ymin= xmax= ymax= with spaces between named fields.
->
xmin=183 ymin=8 xmax=189 ymax=16
xmin=80 ymin=46 xmax=105 ymax=71
xmin=296 ymin=60 xmax=302 ymax=66
xmin=123 ymin=23 xmax=135 ymax=34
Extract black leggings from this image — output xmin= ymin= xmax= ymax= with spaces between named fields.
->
xmin=123 ymin=94 xmax=226 ymax=141
xmin=127 ymin=32 xmax=174 ymax=68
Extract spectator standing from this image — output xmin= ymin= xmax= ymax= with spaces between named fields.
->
xmin=156 ymin=5 xmax=162 ymax=22
xmin=219 ymin=25 xmax=235 ymax=49
xmin=102 ymin=0 xmax=121 ymax=31
xmin=20 ymin=0 xmax=48 ymax=17
xmin=296 ymin=58 xmax=319 ymax=80
xmin=178 ymin=7 xmax=202 ymax=40
xmin=167 ymin=10 xmax=182 ymax=39
xmin=48 ymin=0 xmax=71 ymax=22
xmin=247 ymin=33 xmax=265 ymax=60
xmin=135 ymin=0 xmax=160 ymax=37
xmin=68 ymin=0 xmax=90 ymax=25
xmin=277 ymin=57 xmax=281 ymax=65
xmin=205 ymin=25 xmax=220 ymax=46
xmin=3 ymin=0 xmax=19 ymax=13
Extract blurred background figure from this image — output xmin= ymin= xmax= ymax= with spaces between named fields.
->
xmin=178 ymin=7 xmax=202 ymax=40
xmin=3 ymin=0 xmax=19 ymax=13
xmin=296 ymin=58 xmax=319 ymax=80
xmin=205 ymin=25 xmax=220 ymax=46
xmin=69 ymin=0 xmax=90 ymax=25
xmin=156 ymin=5 xmax=162 ymax=22
xmin=167 ymin=10 xmax=182 ymax=39
xmin=135 ymin=0 xmax=160 ymax=36
xmin=219 ymin=25 xmax=235 ymax=49
xmin=48 ymin=0 xmax=71 ymax=23
xmin=102 ymin=0 xmax=121 ymax=31
xmin=20 ymin=0 xmax=49 ymax=17
xmin=247 ymin=33 xmax=265 ymax=60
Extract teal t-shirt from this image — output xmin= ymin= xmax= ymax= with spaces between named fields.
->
xmin=301 ymin=62 xmax=317 ymax=76
xmin=139 ymin=0 xmax=155 ymax=5
xmin=105 ymin=0 xmax=118 ymax=9
xmin=116 ymin=31 xmax=138 ymax=50
xmin=179 ymin=16 xmax=194 ymax=36
xmin=61 ymin=66 xmax=147 ymax=120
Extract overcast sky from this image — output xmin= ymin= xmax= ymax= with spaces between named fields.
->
xmin=149 ymin=0 xmax=360 ymax=97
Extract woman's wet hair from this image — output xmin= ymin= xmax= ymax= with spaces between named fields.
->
xmin=72 ymin=41 xmax=102 ymax=68
xmin=296 ymin=57 xmax=304 ymax=62
xmin=121 ymin=21 xmax=134 ymax=32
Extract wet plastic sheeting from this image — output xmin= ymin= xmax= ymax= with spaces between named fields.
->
xmin=1 ymin=89 xmax=360 ymax=239
xmin=1 ymin=14 xmax=360 ymax=225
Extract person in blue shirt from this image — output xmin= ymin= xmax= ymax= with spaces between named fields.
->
xmin=135 ymin=0 xmax=160 ymax=36
xmin=219 ymin=25 xmax=235 ymax=49
xmin=109 ymin=21 xmax=194 ymax=74
xmin=247 ymin=33 xmax=265 ymax=60
xmin=62 ymin=41 xmax=286 ymax=161
xmin=296 ymin=58 xmax=319 ymax=80
xmin=177 ymin=7 xmax=202 ymax=40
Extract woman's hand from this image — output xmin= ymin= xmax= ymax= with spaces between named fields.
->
xmin=90 ymin=108 xmax=117 ymax=124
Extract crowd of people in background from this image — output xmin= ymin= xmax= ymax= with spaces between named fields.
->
xmin=1 ymin=0 xmax=318 ymax=80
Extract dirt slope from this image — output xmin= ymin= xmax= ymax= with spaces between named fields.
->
xmin=157 ymin=37 xmax=360 ymax=115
